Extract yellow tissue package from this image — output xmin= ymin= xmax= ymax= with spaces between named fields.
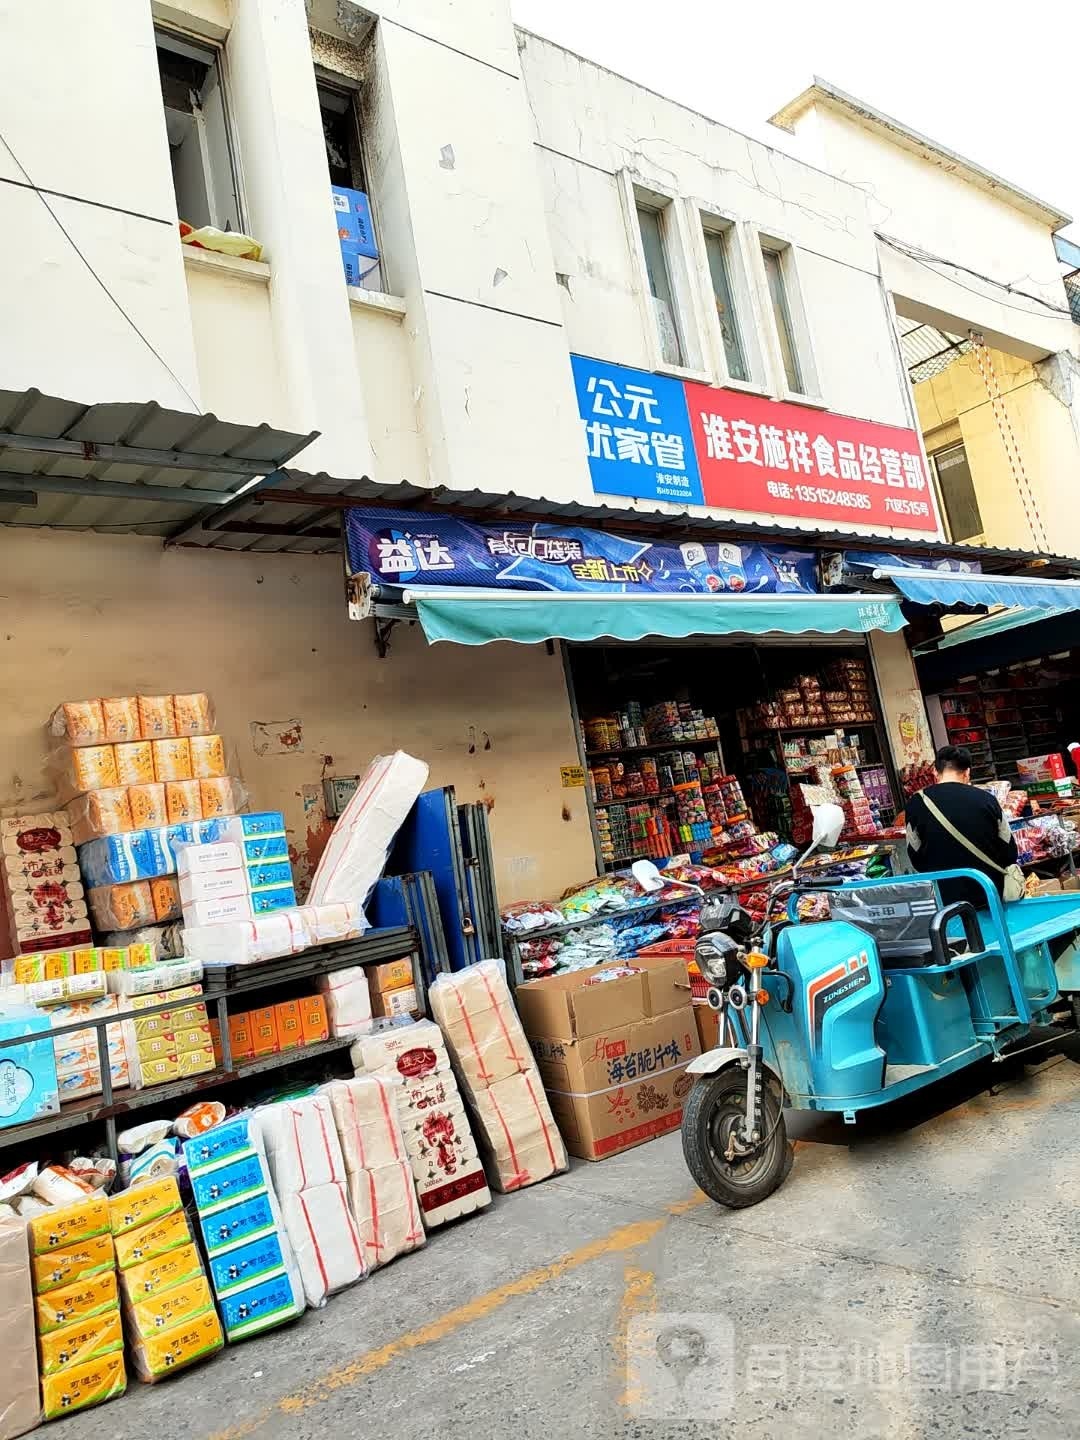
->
xmin=119 ymin=1242 xmax=202 ymax=1302
xmin=126 ymin=1274 xmax=213 ymax=1342
xmin=41 ymin=1348 xmax=125 ymax=1419
xmin=30 ymin=1195 xmax=111 ymax=1255
xmin=36 ymin=1268 xmax=118 ymax=1334
xmin=114 ymin=1209 xmax=191 ymax=1272
xmin=32 ymin=1233 xmax=115 ymax=1295
xmin=130 ymin=1307 xmax=223 ymax=1384
xmin=38 ymin=1304 xmax=124 ymax=1376
xmin=109 ymin=1177 xmax=181 ymax=1235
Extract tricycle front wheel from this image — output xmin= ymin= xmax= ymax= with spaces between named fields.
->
xmin=681 ymin=1068 xmax=792 ymax=1209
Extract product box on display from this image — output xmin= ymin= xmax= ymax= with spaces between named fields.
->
xmin=516 ymin=956 xmax=701 ymax=1161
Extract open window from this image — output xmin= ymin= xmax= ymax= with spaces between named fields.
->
xmin=317 ymin=78 xmax=381 ymax=290
xmin=156 ymin=31 xmax=242 ymax=233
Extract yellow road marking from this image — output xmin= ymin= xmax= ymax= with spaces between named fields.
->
xmin=210 ymin=1192 xmax=708 ymax=1439
xmin=614 ymin=1265 xmax=658 ymax=1407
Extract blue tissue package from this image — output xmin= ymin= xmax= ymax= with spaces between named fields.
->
xmin=249 ymin=885 xmax=297 ymax=916
xmin=246 ymin=861 xmax=295 ymax=892
xmin=0 ymin=1011 xmax=60 ymax=1130
xmin=207 ymin=1233 xmax=289 ymax=1298
xmin=218 ymin=1272 xmax=302 ymax=1341
xmin=189 ymin=1153 xmax=267 ymax=1215
xmin=331 ymin=186 xmax=377 ymax=257
xmin=242 ymin=835 xmax=289 ymax=864
xmin=198 ymin=1190 xmax=277 ymax=1256
xmin=78 ymin=828 xmax=173 ymax=886
xmin=183 ymin=1115 xmax=256 ymax=1173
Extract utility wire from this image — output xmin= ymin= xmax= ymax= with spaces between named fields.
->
xmin=0 ymin=128 xmax=201 ymax=411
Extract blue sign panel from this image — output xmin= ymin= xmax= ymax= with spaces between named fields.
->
xmin=344 ymin=508 xmax=818 ymax=595
xmin=570 ymin=354 xmax=702 ymax=506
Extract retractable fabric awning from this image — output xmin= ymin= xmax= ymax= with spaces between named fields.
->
xmin=874 ymin=565 xmax=1080 ymax=612
xmin=921 ymin=606 xmax=1071 ymax=652
xmin=400 ymin=588 xmax=907 ymax=646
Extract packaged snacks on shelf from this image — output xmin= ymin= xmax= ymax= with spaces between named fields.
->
xmin=137 ymin=696 xmax=176 ymax=740
xmin=172 ymin=693 xmax=214 ymax=737
xmin=189 ymin=734 xmax=226 ymax=779
xmin=114 ymin=741 xmax=155 ymax=787
xmin=153 ymin=738 xmax=192 ymax=783
xmin=68 ymin=788 xmax=133 ymax=845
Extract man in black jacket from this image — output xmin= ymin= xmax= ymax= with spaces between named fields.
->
xmin=905 ymin=745 xmax=1018 ymax=907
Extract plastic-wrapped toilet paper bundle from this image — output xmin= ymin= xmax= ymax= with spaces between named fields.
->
xmin=318 ymin=966 xmax=372 ymax=1038
xmin=429 ymin=960 xmax=567 ymax=1193
xmin=352 ymin=1022 xmax=490 ymax=1229
xmin=255 ymin=1096 xmax=364 ymax=1307
xmin=307 ymin=751 xmax=429 ymax=908
xmin=322 ymin=1077 xmax=424 ymax=1269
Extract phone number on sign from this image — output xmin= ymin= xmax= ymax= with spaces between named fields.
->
xmin=790 ymin=485 xmax=872 ymax=511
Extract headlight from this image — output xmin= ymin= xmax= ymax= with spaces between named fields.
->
xmin=696 ymin=934 xmax=739 ymax=986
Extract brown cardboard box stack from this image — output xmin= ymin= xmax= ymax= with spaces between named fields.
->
xmin=515 ymin=955 xmax=701 ymax=1161
xmin=430 ymin=959 xmax=567 ymax=1192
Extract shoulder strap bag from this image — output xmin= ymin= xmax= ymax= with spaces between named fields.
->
xmin=919 ymin=792 xmax=1025 ymax=902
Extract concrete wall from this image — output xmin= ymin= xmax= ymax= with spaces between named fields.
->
xmin=914 ymin=347 xmax=1080 ymax=556
xmin=786 ymin=104 xmax=1077 ymax=363
xmin=0 ymin=530 xmax=595 ymax=907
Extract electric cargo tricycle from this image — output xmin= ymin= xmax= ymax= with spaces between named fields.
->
xmin=634 ymin=804 xmax=1080 ymax=1208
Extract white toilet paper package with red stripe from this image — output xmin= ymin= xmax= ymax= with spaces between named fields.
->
xmin=322 ymin=1077 xmax=425 ymax=1268
xmin=429 ymin=960 xmax=567 ymax=1193
xmin=307 ymin=751 xmax=429 ymax=909
xmin=255 ymin=1096 xmax=364 ymax=1306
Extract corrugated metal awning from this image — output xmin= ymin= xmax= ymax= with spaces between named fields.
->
xmin=0 ymin=387 xmax=318 ymax=538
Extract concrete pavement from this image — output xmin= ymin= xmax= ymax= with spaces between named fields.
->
xmin=58 ymin=1049 xmax=1080 ymax=1439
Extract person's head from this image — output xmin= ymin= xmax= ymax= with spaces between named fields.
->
xmin=934 ymin=744 xmax=972 ymax=783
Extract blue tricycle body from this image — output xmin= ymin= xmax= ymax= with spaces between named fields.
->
xmin=723 ymin=868 xmax=1080 ymax=1116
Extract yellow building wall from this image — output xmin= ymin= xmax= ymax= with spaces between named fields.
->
xmin=914 ymin=347 xmax=1080 ymax=557
xmin=0 ymin=530 xmax=596 ymax=908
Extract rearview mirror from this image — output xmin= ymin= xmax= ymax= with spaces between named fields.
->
xmin=811 ymin=803 xmax=845 ymax=852
xmin=631 ymin=859 xmax=665 ymax=893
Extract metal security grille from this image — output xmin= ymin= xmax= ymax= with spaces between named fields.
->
xmin=897 ymin=316 xmax=971 ymax=384
xmin=1064 ymin=272 xmax=1080 ymax=325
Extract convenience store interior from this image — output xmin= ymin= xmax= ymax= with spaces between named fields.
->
xmin=566 ymin=638 xmax=899 ymax=871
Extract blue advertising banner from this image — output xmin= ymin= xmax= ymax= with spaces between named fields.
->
xmin=570 ymin=354 xmax=702 ymax=506
xmin=344 ymin=507 xmax=819 ymax=595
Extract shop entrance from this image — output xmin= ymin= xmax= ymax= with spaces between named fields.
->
xmin=565 ymin=636 xmax=900 ymax=874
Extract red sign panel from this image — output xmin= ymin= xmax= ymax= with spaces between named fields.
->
xmin=685 ymin=382 xmax=942 ymax=534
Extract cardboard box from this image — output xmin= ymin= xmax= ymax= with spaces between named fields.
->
xmin=1017 ymin=753 xmax=1067 ymax=783
xmin=0 ymin=1219 xmax=41 ymax=1440
xmin=370 ymin=985 xmax=419 ymax=1020
xmin=693 ymin=1002 xmax=719 ymax=1054
xmin=519 ymin=959 xmax=699 ymax=1161
xmin=250 ymin=1007 xmax=278 ymax=1057
xmin=274 ymin=1000 xmax=302 ymax=1051
xmin=299 ymin=994 xmax=329 ymax=1045
xmin=515 ymin=954 xmax=690 ymax=1041
xmin=367 ymin=957 xmax=413 ymax=995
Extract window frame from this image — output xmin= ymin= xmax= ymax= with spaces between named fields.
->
xmin=931 ymin=440 xmax=984 ymax=543
xmin=756 ymin=234 xmax=821 ymax=404
xmin=690 ymin=205 xmax=770 ymax=393
xmin=619 ymin=173 xmax=709 ymax=382
xmin=155 ymin=25 xmax=246 ymax=235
